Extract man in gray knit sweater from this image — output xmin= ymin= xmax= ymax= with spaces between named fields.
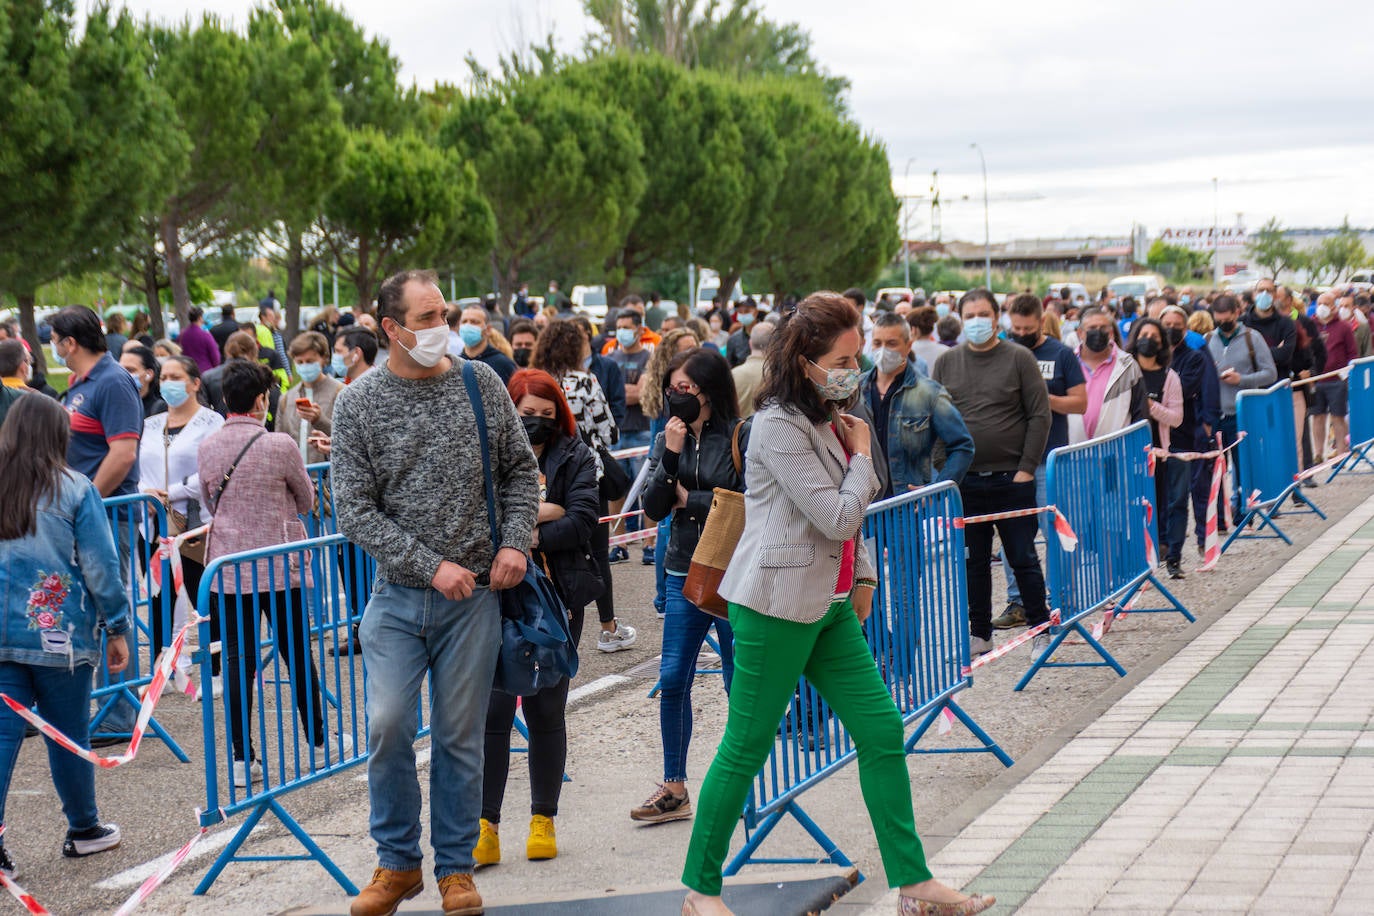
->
xmin=331 ymin=269 xmax=539 ymax=916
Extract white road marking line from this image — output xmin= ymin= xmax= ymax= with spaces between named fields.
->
xmin=567 ymin=674 xmax=632 ymax=706
xmin=95 ymin=824 xmax=264 ymax=891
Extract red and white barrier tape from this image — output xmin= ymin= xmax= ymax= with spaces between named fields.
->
xmin=963 ymin=609 xmax=1062 ymax=674
xmin=1295 ymin=450 xmax=1349 ymax=483
xmin=1199 ymin=451 xmax=1226 ymax=571
xmin=608 ymin=528 xmax=657 ymax=547
xmin=961 ymin=506 xmax=1078 ymax=553
xmin=607 ymin=445 xmax=650 ymax=460
xmin=1150 ymin=431 xmax=1246 ymax=463
xmin=0 ymin=874 xmax=49 ymax=916
xmin=110 ymin=825 xmax=209 ymax=916
xmin=1290 ymin=366 xmax=1349 ymax=388
xmin=0 ymin=527 xmax=208 ymax=770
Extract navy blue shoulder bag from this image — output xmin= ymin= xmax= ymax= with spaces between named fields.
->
xmin=461 ymin=361 xmax=579 ymax=696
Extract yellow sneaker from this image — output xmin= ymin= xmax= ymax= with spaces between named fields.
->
xmin=474 ymin=818 xmax=500 ymax=867
xmin=526 ymin=814 xmax=557 ymax=860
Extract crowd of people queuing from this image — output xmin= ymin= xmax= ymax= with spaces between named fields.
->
xmin=0 ymin=267 xmax=1369 ymax=916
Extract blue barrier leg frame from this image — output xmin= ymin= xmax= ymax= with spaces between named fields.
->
xmin=649 ymin=631 xmax=724 ymax=698
xmin=1224 ymin=481 xmax=1324 ymax=552
xmin=1328 ymin=439 xmax=1374 ymax=482
xmin=194 ymin=798 xmax=359 ymax=896
xmin=89 ymin=684 xmax=191 ymax=763
xmin=723 ymin=800 xmax=862 ymax=881
xmin=906 ymin=698 xmax=1013 ymax=768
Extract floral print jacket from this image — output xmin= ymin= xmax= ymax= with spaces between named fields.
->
xmin=0 ymin=470 xmax=129 ymax=668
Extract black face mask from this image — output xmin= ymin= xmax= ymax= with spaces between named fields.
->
xmin=1166 ymin=327 xmax=1185 ymax=348
xmin=521 ymin=415 xmax=557 ymax=446
xmin=1135 ymin=337 xmax=1160 ymax=359
xmin=513 ymin=348 xmax=532 ymax=368
xmin=666 ymin=390 xmax=703 ymax=424
xmin=1217 ymin=319 xmax=1237 ymax=334
xmin=1011 ymin=332 xmax=1039 ymax=350
xmin=1084 ymin=328 xmax=1111 ymax=353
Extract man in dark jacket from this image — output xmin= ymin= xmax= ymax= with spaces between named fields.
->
xmin=1243 ymin=279 xmax=1296 ymax=380
xmin=209 ymin=305 xmax=240 ymax=356
xmin=1160 ymin=305 xmax=1221 ymax=566
xmin=724 ymin=298 xmax=759 ymax=368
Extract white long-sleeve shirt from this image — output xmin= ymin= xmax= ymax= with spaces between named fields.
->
xmin=138 ymin=407 xmax=224 ymax=516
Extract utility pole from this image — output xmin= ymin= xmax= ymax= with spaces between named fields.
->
xmin=1212 ymin=177 xmax=1220 ymax=286
xmin=902 ymin=157 xmax=916 ymax=289
xmin=971 ymin=143 xmax=991 ymax=289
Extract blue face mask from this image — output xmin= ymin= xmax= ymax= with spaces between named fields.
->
xmin=161 ymin=380 xmax=190 ymax=408
xmin=331 ymin=353 xmax=348 ymax=377
xmin=1179 ymin=294 xmax=1191 ymax=306
xmin=935 ymin=303 xmax=951 ymax=319
xmin=1254 ymin=291 xmax=1273 ymax=312
xmin=616 ymin=328 xmax=639 ymax=349
xmin=964 ymin=316 xmax=995 ymax=345
xmin=738 ymin=312 xmax=755 ymax=326
xmin=296 ymin=361 xmax=322 ymax=384
xmin=51 ymin=340 xmax=66 ymax=368
xmin=459 ymin=324 xmax=485 ymax=348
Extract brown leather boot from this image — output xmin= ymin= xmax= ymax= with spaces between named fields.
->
xmin=349 ymin=867 xmax=423 ymax=916
xmin=438 ymin=872 xmax=484 ymax=915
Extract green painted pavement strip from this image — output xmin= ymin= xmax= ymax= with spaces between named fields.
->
xmin=962 ymin=756 xmax=1164 ymax=910
xmin=1152 ymin=626 xmax=1289 ymax=722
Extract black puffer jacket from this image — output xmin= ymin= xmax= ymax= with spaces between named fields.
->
xmin=643 ymin=415 xmax=749 ymax=575
xmin=534 ymin=432 xmax=604 ymax=611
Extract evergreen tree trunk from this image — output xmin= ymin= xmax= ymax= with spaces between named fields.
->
xmin=160 ymin=214 xmax=192 ymax=328
xmin=144 ymin=251 xmax=167 ymax=340
xmin=17 ymin=292 xmax=48 ymax=377
xmin=284 ymin=230 xmax=305 ymax=347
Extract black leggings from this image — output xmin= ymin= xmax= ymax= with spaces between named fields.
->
xmin=592 ymin=493 xmax=614 ymax=625
xmin=481 ymin=605 xmax=585 ymax=821
xmin=150 ymin=555 xmax=222 ymax=677
xmin=221 ymin=587 xmax=325 ymax=762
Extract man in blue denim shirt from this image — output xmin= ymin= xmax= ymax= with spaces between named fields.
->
xmin=862 ymin=313 xmax=975 ymax=498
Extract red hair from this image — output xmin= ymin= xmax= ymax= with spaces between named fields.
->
xmin=507 ymin=369 xmax=578 ymax=440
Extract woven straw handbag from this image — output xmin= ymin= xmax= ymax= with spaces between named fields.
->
xmin=682 ymin=422 xmax=746 ymax=619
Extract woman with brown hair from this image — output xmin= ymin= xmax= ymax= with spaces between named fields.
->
xmin=532 ymin=320 xmax=635 ymax=652
xmin=679 ymin=293 xmax=993 ymax=916
xmin=0 ymin=395 xmax=130 ymax=874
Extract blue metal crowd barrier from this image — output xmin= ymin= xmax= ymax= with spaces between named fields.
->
xmin=1329 ymin=358 xmax=1374 ymax=481
xmin=1227 ymin=381 xmax=1325 ymax=550
xmin=1026 ymin=421 xmax=1194 ymax=690
xmin=724 ymin=480 xmax=1006 ymax=876
xmin=96 ymin=494 xmax=189 ymax=761
xmin=302 ymin=462 xmax=336 ymax=538
xmin=194 ymin=534 xmax=377 ymax=894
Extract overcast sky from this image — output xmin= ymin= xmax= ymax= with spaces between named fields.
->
xmin=115 ymin=0 xmax=1374 ymax=244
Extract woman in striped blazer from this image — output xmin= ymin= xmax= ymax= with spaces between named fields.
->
xmin=679 ymin=293 xmax=994 ymax=916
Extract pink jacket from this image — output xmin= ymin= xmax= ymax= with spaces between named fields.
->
xmin=198 ymin=416 xmax=315 ymax=594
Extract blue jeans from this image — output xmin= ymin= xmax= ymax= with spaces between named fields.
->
xmin=1001 ymin=465 xmax=1047 ymax=606
xmin=0 ymin=663 xmax=99 ymax=833
xmin=359 ymin=580 xmax=501 ymax=879
xmin=653 ymin=516 xmax=670 ymax=615
xmin=659 ymin=575 xmax=735 ymax=782
xmin=95 ymin=521 xmax=136 ymax=735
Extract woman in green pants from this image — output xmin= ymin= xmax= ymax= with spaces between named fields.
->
xmin=680 ymin=293 xmax=994 ymax=916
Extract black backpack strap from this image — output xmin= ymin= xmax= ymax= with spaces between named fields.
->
xmin=209 ymin=431 xmax=267 ymax=513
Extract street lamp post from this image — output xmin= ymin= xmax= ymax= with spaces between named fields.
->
xmin=971 ymin=143 xmax=991 ymax=290
xmin=1212 ymin=177 xmax=1220 ymax=286
xmin=902 ymin=157 xmax=917 ymax=289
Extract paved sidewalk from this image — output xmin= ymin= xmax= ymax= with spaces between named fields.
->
xmin=863 ymin=492 xmax=1374 ymax=916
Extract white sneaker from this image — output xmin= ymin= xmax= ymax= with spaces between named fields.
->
xmin=195 ymin=675 xmax=223 ymax=703
xmin=596 ymin=620 xmax=638 ymax=653
xmin=311 ymin=733 xmax=355 ymax=769
xmin=231 ymin=759 xmax=263 ymax=789
xmin=1030 ymin=633 xmax=1053 ymax=661
xmin=969 ymin=636 xmax=994 ymax=656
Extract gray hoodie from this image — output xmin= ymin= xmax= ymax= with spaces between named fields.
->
xmin=1205 ymin=324 xmax=1277 ymax=416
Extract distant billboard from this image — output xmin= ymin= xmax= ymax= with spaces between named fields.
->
xmin=1158 ymin=227 xmax=1250 ymax=252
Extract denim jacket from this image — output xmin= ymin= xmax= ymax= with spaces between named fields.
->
xmin=0 ymin=470 xmax=130 ymax=668
xmin=862 ymin=363 xmax=975 ymax=493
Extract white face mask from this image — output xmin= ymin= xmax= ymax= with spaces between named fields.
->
xmin=1316 ymin=304 xmax=1332 ymax=322
xmin=1339 ymin=307 xmax=1354 ymax=322
xmin=393 ymin=322 xmax=449 ymax=368
xmin=874 ymin=347 xmax=907 ymax=374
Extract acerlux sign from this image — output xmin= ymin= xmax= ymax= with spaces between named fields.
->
xmin=1158 ymin=227 xmax=1250 ymax=252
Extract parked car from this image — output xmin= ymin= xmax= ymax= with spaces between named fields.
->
xmin=693 ymin=269 xmax=743 ymax=313
xmin=571 ymin=285 xmax=608 ymax=320
xmin=1045 ymin=281 xmax=1089 ymax=303
xmin=1107 ymin=274 xmax=1166 ymax=301
xmin=1346 ymin=268 xmax=1374 ymax=292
